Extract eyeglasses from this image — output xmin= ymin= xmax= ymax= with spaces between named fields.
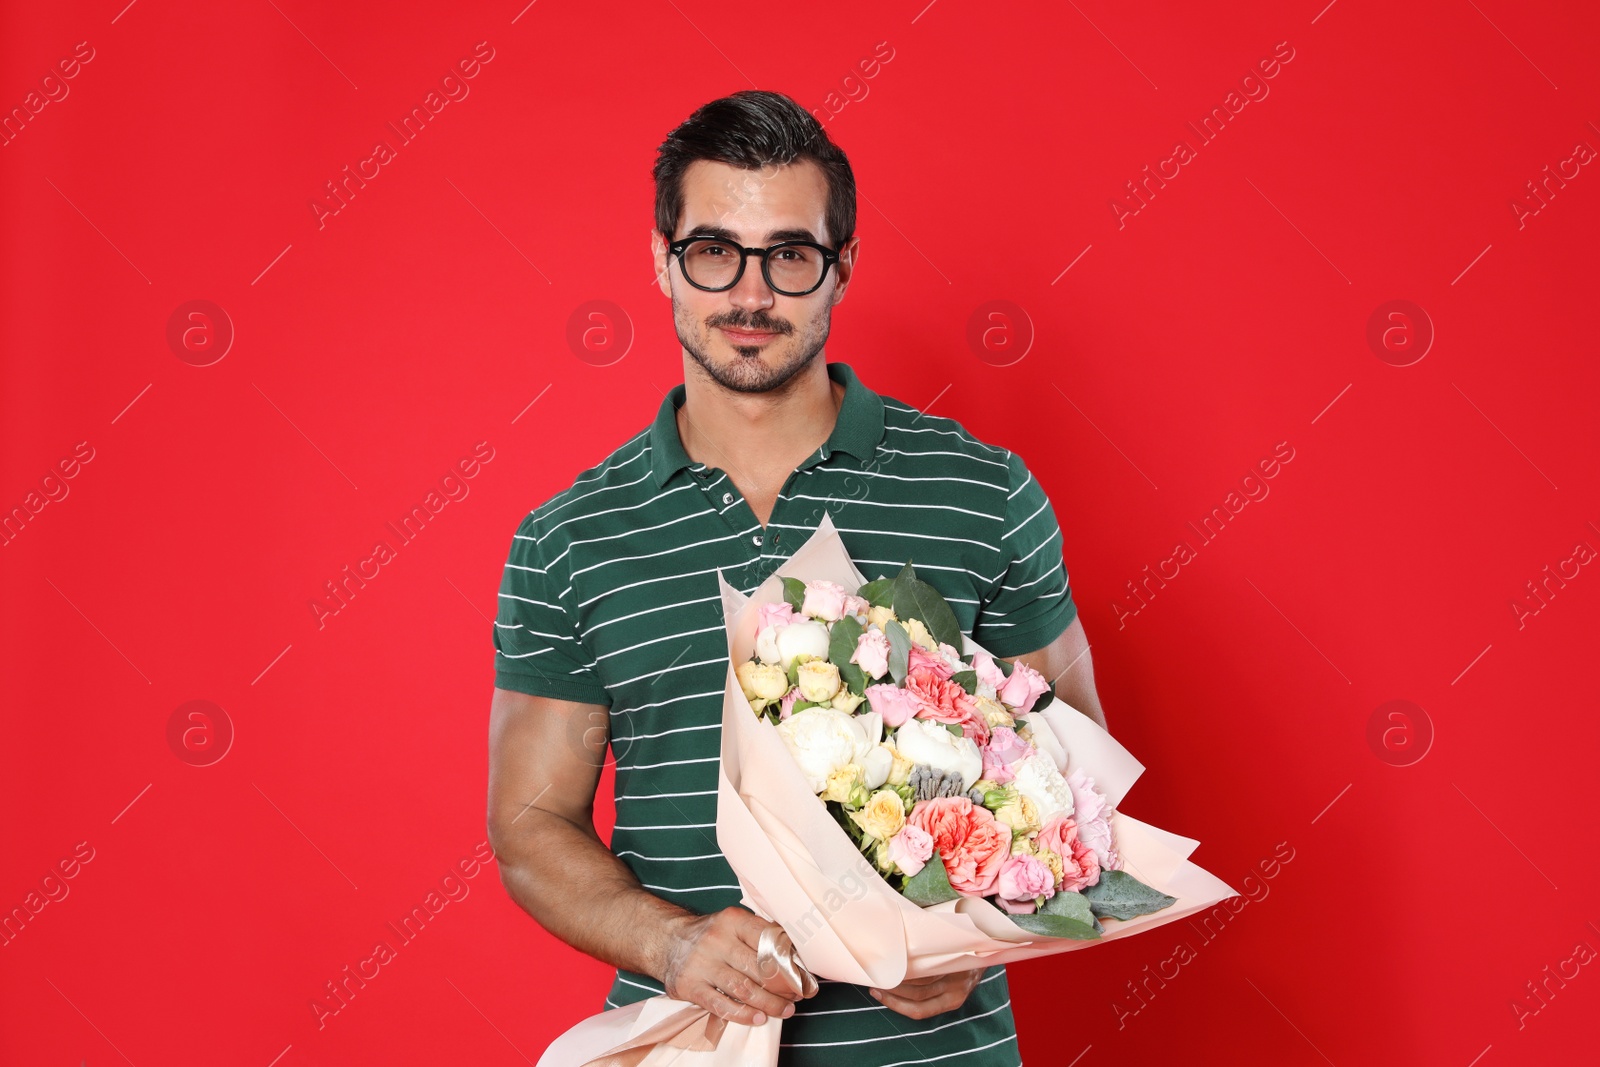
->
xmin=667 ymin=236 xmax=840 ymax=297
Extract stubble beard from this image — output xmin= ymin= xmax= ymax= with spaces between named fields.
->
xmin=675 ymin=297 xmax=832 ymax=396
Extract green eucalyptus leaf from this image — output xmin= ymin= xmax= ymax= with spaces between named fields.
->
xmin=891 ymin=569 xmax=963 ymax=652
xmin=885 ymin=620 xmax=911 ymax=685
xmin=1006 ymin=889 xmax=1101 ymax=940
xmin=781 ymin=576 xmax=807 ymax=613
xmin=829 ymin=615 xmax=863 ymax=673
xmin=858 ymin=578 xmax=895 ymax=608
xmin=1080 ymin=870 xmax=1177 ymax=922
xmin=902 ymin=849 xmax=960 ymax=906
xmin=951 ymin=669 xmax=978 ymax=695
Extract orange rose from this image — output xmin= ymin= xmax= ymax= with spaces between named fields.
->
xmin=905 ymin=666 xmax=989 ymax=745
xmin=907 ymin=796 xmax=1012 ymax=896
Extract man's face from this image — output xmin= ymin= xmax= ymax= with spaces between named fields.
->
xmin=653 ymin=158 xmax=857 ymax=395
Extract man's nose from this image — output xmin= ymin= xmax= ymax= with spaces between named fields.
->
xmin=727 ymin=255 xmax=777 ymax=311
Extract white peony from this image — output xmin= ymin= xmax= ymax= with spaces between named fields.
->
xmin=890 ymin=715 xmax=983 ymax=792
xmin=777 ymin=707 xmax=882 ymax=793
xmin=773 ymin=621 xmax=831 ymax=671
xmin=1018 ymin=712 xmax=1069 ymax=773
xmin=860 ymin=743 xmax=894 ymax=789
xmin=1010 ymin=751 xmax=1075 ymax=822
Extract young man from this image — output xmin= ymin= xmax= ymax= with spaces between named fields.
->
xmin=487 ymin=90 xmax=1107 ymax=1065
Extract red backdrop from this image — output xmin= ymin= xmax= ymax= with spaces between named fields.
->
xmin=3 ymin=1 xmax=1596 ymax=1064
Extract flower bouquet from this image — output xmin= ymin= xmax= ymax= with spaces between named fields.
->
xmin=538 ymin=513 xmax=1238 ymax=1066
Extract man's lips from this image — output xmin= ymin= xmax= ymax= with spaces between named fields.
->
xmin=720 ymin=325 xmax=780 ymax=344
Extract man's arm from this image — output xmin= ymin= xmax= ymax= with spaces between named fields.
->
xmin=1000 ymin=614 xmax=1108 ymax=732
xmin=486 ymin=686 xmax=806 ymax=1025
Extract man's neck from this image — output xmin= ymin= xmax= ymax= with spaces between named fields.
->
xmin=675 ymin=357 xmax=844 ymax=491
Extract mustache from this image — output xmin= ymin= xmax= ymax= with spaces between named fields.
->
xmin=709 ymin=311 xmax=792 ymax=334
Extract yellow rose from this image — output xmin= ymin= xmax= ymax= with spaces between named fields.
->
xmin=830 ymin=689 xmax=866 ymax=714
xmin=867 ymin=604 xmax=897 ymax=630
xmin=975 ymin=695 xmax=1013 ymax=729
xmin=994 ymin=792 xmax=1041 ymax=836
xmin=848 ymin=789 xmax=907 ymax=841
xmin=1010 ymin=835 xmax=1039 ymax=857
xmin=797 ymin=660 xmax=843 ymax=703
xmin=903 ymin=617 xmax=938 ymax=652
xmin=884 ymin=742 xmax=915 ymax=786
xmin=737 ymin=660 xmax=790 ymax=705
xmin=821 ymin=763 xmax=867 ymax=806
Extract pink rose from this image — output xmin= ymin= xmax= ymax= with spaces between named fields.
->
xmin=907 ymin=797 xmax=1012 ymax=896
xmin=1067 ymin=770 xmax=1121 ymax=871
xmin=865 ymin=683 xmax=919 ymax=727
xmin=1037 ymin=813 xmax=1102 ymax=892
xmin=842 ymin=594 xmax=870 ymax=620
xmin=997 ymin=659 xmax=1050 ymax=713
xmin=979 ymin=726 xmax=1035 ymax=784
xmin=852 ymin=628 xmax=891 ymax=680
xmin=972 ymin=651 xmax=1006 ymax=693
xmin=995 ymin=852 xmax=1057 ymax=914
xmin=907 ymin=644 xmax=954 ymax=681
xmin=756 ymin=601 xmax=797 ymax=631
xmin=778 ymin=685 xmax=802 ymax=720
xmin=801 ymin=579 xmax=850 ymax=622
xmin=906 ymin=666 xmax=989 ymax=744
xmin=887 ymin=823 xmax=934 ymax=877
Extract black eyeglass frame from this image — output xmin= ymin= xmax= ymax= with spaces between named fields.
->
xmin=666 ymin=235 xmax=841 ymax=297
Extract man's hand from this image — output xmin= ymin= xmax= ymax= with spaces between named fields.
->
xmin=868 ymin=967 xmax=986 ymax=1020
xmin=662 ymin=907 xmax=812 ymax=1026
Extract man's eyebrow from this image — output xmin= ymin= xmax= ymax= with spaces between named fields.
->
xmin=680 ymin=224 xmax=821 ymax=244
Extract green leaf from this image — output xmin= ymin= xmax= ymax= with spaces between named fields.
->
xmin=857 ymin=578 xmax=895 ymax=608
xmin=781 ymin=577 xmax=807 ymax=613
xmin=950 ymin=669 xmax=978 ymax=695
xmin=785 ymin=658 xmax=801 ymax=688
xmin=829 ymin=615 xmax=863 ymax=674
xmin=891 ymin=565 xmax=963 ymax=652
xmin=1006 ymin=890 xmax=1101 ymax=940
xmin=903 ymin=849 xmax=960 ymax=906
xmin=944 ymin=723 xmax=964 ymax=737
xmin=885 ymin=620 xmax=911 ymax=685
xmin=790 ymin=700 xmax=824 ymax=714
xmin=1080 ymin=870 xmax=1177 ymax=921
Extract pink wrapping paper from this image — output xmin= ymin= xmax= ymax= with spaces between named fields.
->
xmin=539 ymin=512 xmax=1239 ymax=1065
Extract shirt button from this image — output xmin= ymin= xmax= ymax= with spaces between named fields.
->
xmin=752 ymin=533 xmax=763 ymax=546
xmin=722 ymin=492 xmax=734 ymax=504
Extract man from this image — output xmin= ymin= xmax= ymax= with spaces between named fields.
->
xmin=487 ymin=90 xmax=1107 ymax=1065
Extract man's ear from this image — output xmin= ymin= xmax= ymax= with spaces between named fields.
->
xmin=830 ymin=236 xmax=861 ymax=306
xmin=651 ymin=229 xmax=672 ymax=298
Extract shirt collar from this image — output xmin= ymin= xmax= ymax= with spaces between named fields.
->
xmin=650 ymin=361 xmax=885 ymax=489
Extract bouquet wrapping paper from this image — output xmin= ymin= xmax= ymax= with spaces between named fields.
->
xmin=538 ymin=513 xmax=1238 ymax=1065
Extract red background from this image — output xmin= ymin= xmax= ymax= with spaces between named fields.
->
xmin=3 ymin=1 xmax=1596 ymax=1064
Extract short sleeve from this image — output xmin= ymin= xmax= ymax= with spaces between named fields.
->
xmin=970 ymin=451 xmax=1078 ymax=657
xmin=492 ymin=513 xmax=612 ymax=706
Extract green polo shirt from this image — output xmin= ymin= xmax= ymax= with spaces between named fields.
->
xmin=494 ymin=360 xmax=1077 ymax=1066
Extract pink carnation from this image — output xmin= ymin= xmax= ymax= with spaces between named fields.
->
xmin=995 ymin=852 xmax=1057 ymax=914
xmin=842 ymin=594 xmax=870 ymax=620
xmin=979 ymin=726 xmax=1035 ymax=784
xmin=907 ymin=797 xmax=1012 ymax=896
xmin=1066 ymin=770 xmax=1121 ymax=871
xmin=1037 ymin=813 xmax=1102 ymax=892
xmin=852 ymin=628 xmax=891 ymax=680
xmin=887 ymin=823 xmax=934 ymax=877
xmin=778 ymin=685 xmax=802 ymax=720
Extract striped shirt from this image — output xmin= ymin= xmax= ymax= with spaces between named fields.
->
xmin=494 ymin=360 xmax=1077 ymax=1066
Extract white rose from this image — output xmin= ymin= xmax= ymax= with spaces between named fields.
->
xmin=776 ymin=707 xmax=881 ymax=793
xmin=1010 ymin=751 xmax=1075 ymax=822
xmin=796 ymin=659 xmax=842 ymax=702
xmin=774 ymin=621 xmax=831 ymax=671
xmin=890 ymin=716 xmax=983 ymax=792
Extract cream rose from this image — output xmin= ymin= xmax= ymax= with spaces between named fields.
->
xmin=737 ymin=660 xmax=790 ymax=706
xmin=866 ymin=604 xmax=897 ymax=630
xmin=821 ymin=763 xmax=868 ymax=806
xmin=903 ymin=617 xmax=938 ymax=652
xmin=797 ymin=659 xmax=842 ymax=703
xmin=849 ymin=788 xmax=907 ymax=841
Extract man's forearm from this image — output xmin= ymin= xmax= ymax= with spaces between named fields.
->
xmin=494 ymin=809 xmax=693 ymax=982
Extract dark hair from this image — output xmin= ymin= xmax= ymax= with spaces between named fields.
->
xmin=653 ymin=90 xmax=856 ymax=248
